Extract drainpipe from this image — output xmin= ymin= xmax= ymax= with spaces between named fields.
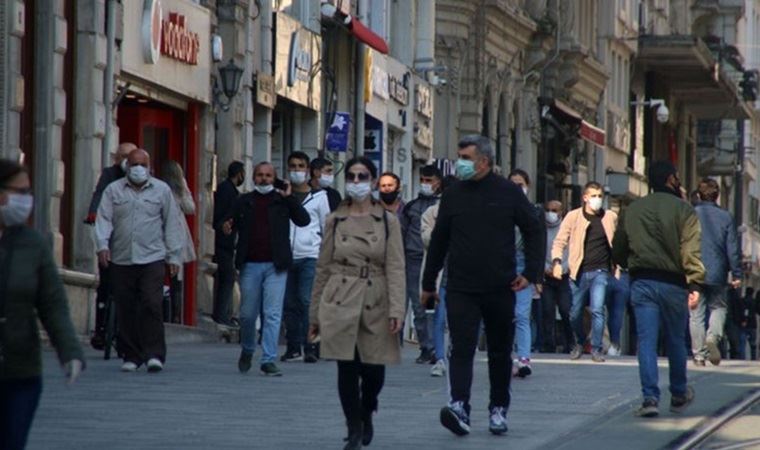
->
xmin=414 ymin=0 xmax=434 ymax=72
xmin=102 ymin=0 xmax=116 ymax=168
xmin=355 ymin=0 xmax=368 ymax=156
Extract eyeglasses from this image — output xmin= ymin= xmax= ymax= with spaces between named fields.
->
xmin=346 ymin=172 xmax=371 ymax=182
xmin=1 ymin=186 xmax=32 ymax=195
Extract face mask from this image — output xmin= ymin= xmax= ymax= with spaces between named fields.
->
xmin=521 ymin=186 xmax=529 ymax=196
xmin=254 ymin=184 xmax=274 ymax=195
xmin=420 ymin=183 xmax=434 ymax=197
xmin=120 ymin=159 xmax=128 ymax=173
xmin=456 ymin=159 xmax=476 ymax=180
xmin=0 ymin=193 xmax=33 ymax=227
xmin=289 ymin=171 xmax=307 ymax=185
xmin=319 ymin=174 xmax=334 ymax=188
xmin=380 ymin=191 xmax=399 ymax=204
xmin=588 ymin=197 xmax=603 ymax=212
xmin=346 ymin=182 xmax=372 ymax=201
xmin=371 ymin=190 xmax=380 ymax=201
xmin=546 ymin=212 xmax=560 ymax=225
xmin=128 ymin=165 xmax=149 ymax=185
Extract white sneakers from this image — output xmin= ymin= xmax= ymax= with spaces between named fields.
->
xmin=121 ymin=359 xmax=163 ymax=373
xmin=121 ymin=361 xmax=139 ymax=372
xmin=147 ymin=358 xmax=164 ymax=373
xmin=607 ymin=344 xmax=621 ymax=357
xmin=430 ymin=359 xmax=446 ymax=377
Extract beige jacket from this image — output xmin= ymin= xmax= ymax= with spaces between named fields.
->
xmin=551 ymin=207 xmax=618 ymax=281
xmin=309 ymin=202 xmax=406 ymax=365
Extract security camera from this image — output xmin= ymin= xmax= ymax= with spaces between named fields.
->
xmin=656 ymin=104 xmax=669 ymax=123
xmin=438 ymin=78 xmax=447 ymax=87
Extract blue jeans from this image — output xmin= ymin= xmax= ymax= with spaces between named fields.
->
xmin=515 ymin=286 xmax=534 ymax=359
xmin=283 ymin=258 xmax=317 ymax=352
xmin=433 ymin=286 xmax=448 ymax=361
xmin=406 ymin=258 xmax=432 ymax=350
xmin=631 ymin=279 xmax=689 ymax=401
xmin=239 ymin=262 xmax=288 ymax=364
xmin=606 ymin=272 xmax=630 ymax=346
xmin=569 ymin=270 xmax=609 ymax=352
xmin=0 ymin=377 xmax=42 ymax=450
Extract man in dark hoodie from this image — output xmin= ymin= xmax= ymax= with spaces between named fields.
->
xmin=612 ymin=160 xmax=705 ymax=418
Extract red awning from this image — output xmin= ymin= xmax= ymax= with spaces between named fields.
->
xmin=344 ymin=15 xmax=389 ymax=54
xmin=580 ymin=121 xmax=606 ymax=147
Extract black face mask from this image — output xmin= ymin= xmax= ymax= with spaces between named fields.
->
xmin=380 ymin=191 xmax=399 ymax=204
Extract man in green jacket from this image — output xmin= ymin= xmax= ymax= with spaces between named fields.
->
xmin=612 ymin=160 xmax=705 ymax=418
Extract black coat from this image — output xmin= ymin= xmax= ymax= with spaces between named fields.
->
xmin=423 ymin=172 xmax=542 ymax=294
xmin=214 ymin=178 xmax=240 ymax=250
xmin=87 ymin=165 xmax=125 ymax=216
xmin=226 ymin=191 xmax=310 ymax=272
xmin=324 ymin=187 xmax=342 ymax=212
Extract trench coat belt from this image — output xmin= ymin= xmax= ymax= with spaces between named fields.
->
xmin=333 ymin=264 xmax=385 ymax=279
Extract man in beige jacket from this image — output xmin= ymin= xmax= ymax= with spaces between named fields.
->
xmin=550 ymin=181 xmax=617 ymax=362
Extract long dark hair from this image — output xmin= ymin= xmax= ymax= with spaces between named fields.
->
xmin=0 ymin=159 xmax=27 ymax=187
xmin=344 ymin=157 xmax=378 ymax=179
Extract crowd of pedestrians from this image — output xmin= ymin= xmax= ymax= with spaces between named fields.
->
xmin=3 ymin=134 xmax=760 ymax=449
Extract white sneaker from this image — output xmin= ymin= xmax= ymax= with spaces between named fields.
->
xmin=121 ymin=361 xmax=139 ymax=372
xmin=147 ymin=358 xmax=164 ymax=373
xmin=607 ymin=344 xmax=621 ymax=357
xmin=430 ymin=359 xmax=446 ymax=377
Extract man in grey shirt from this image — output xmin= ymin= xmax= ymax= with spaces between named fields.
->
xmin=95 ymin=149 xmax=183 ymax=373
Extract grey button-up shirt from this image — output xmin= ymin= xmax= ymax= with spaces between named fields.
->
xmin=95 ymin=177 xmax=184 ymax=266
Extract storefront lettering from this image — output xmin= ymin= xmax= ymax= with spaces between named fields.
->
xmin=161 ymin=13 xmax=200 ymax=65
xmin=288 ymin=29 xmax=313 ymax=87
xmin=415 ymin=84 xmax=432 ymax=118
xmin=389 ymin=73 xmax=409 ymax=106
xmin=414 ymin=121 xmax=432 ymax=149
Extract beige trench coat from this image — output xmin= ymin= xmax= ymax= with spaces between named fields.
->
xmin=309 ymin=202 xmax=406 ymax=365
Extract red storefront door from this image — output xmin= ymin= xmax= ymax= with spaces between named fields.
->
xmin=117 ymin=99 xmax=199 ymax=325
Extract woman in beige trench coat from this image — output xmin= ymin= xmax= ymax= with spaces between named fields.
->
xmin=308 ymin=157 xmax=406 ymax=450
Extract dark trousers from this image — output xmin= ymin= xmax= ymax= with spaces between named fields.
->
xmin=283 ymin=258 xmax=317 ymax=352
xmin=540 ymin=276 xmax=573 ymax=353
xmin=447 ymin=289 xmax=515 ymax=411
xmin=337 ymin=351 xmax=385 ymax=423
xmin=93 ymin=264 xmax=112 ymax=338
xmin=737 ymin=327 xmax=758 ymax=360
xmin=0 ymin=377 xmax=42 ymax=450
xmin=213 ymin=247 xmax=236 ymax=325
xmin=112 ymin=261 xmax=167 ymax=364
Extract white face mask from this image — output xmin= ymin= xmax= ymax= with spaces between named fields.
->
xmin=319 ymin=174 xmax=334 ymax=188
xmin=371 ymin=189 xmax=380 ymax=201
xmin=521 ymin=186 xmax=529 ymax=196
xmin=128 ymin=165 xmax=149 ymax=185
xmin=0 ymin=193 xmax=34 ymax=227
xmin=289 ymin=171 xmax=307 ymax=185
xmin=254 ymin=184 xmax=274 ymax=195
xmin=346 ymin=182 xmax=372 ymax=201
xmin=420 ymin=183 xmax=434 ymax=196
xmin=546 ymin=211 xmax=560 ymax=225
xmin=588 ymin=197 xmax=603 ymax=212
xmin=120 ymin=159 xmax=128 ymax=172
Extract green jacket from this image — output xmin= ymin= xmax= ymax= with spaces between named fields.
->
xmin=612 ymin=192 xmax=705 ymax=289
xmin=0 ymin=226 xmax=84 ymax=381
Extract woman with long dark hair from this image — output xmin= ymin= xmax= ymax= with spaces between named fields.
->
xmin=308 ymin=157 xmax=406 ymax=449
xmin=0 ymin=159 xmax=84 ymax=449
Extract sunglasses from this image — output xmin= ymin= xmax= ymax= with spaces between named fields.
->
xmin=1 ymin=186 xmax=32 ymax=195
xmin=346 ymin=172 xmax=371 ymax=182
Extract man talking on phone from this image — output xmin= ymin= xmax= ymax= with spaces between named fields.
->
xmin=221 ymin=162 xmax=310 ymax=376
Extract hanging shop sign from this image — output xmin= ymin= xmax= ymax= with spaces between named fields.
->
xmin=256 ymin=72 xmax=276 ymax=109
xmin=373 ymin=65 xmax=389 ymax=100
xmin=415 ymin=83 xmax=432 ymax=119
xmin=275 ymin=13 xmax=322 ymax=110
xmin=325 ymin=112 xmax=351 ymax=152
xmin=125 ymin=0 xmax=212 ymax=103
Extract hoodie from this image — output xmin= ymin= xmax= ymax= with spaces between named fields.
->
xmin=290 ymin=189 xmax=331 ymax=260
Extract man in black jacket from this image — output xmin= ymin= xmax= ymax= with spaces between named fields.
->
xmin=84 ymin=142 xmax=136 ymax=350
xmin=212 ymin=161 xmax=245 ymax=326
xmin=422 ymin=135 xmax=542 ymax=437
xmin=221 ymin=162 xmax=309 ymax=376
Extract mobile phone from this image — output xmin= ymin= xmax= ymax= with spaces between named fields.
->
xmin=425 ymin=296 xmax=436 ymax=313
xmin=273 ymin=178 xmax=288 ymax=191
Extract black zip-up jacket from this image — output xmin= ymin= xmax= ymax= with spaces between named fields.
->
xmin=422 ymin=172 xmax=542 ymax=293
xmin=225 ymin=191 xmax=310 ymax=272
xmin=213 ymin=178 xmax=240 ymax=250
xmin=87 ymin=165 xmax=125 ymax=216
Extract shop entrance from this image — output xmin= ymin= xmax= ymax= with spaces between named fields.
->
xmin=117 ymin=96 xmax=199 ymax=325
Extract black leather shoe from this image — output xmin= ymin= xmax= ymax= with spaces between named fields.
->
xmin=238 ymin=351 xmax=252 ymax=373
xmin=343 ymin=419 xmax=363 ymax=450
xmin=362 ymin=410 xmax=374 ymax=446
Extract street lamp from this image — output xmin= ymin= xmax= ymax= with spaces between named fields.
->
xmin=214 ymin=59 xmax=244 ymax=111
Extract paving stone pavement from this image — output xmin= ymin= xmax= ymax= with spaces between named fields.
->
xmin=25 ymin=342 xmax=759 ymax=450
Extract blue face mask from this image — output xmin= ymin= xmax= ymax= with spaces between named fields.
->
xmin=455 ymin=159 xmax=476 ymax=180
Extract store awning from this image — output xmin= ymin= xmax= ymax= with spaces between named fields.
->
xmin=548 ymin=100 xmax=606 ymax=147
xmin=636 ymin=35 xmax=752 ymax=119
xmin=344 ymin=15 xmax=389 ymax=54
